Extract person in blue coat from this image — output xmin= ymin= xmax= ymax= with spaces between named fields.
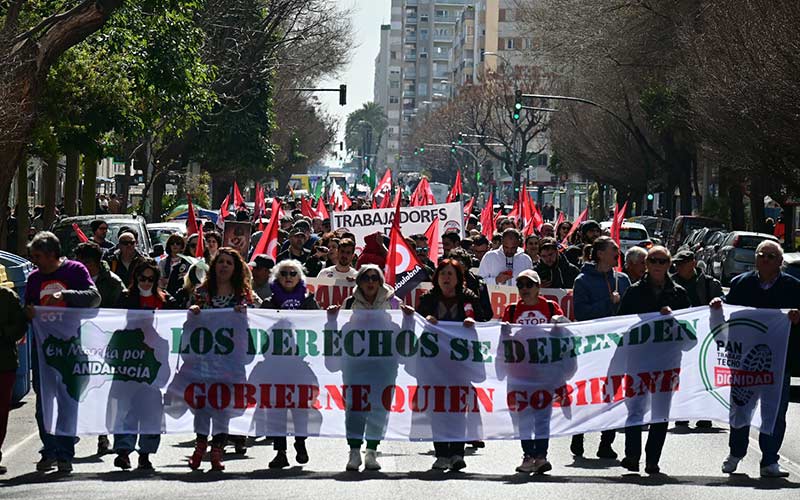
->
xmin=570 ymin=236 xmax=631 ymax=460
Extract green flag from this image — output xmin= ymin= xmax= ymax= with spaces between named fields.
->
xmin=313 ymin=178 xmax=324 ymax=199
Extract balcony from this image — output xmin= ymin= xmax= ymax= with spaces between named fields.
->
xmin=434 ymin=15 xmax=455 ymax=24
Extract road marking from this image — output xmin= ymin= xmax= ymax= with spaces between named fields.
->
xmin=2 ymin=430 xmax=39 ymax=460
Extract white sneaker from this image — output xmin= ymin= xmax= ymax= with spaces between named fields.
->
xmin=722 ymin=455 xmax=742 ymax=474
xmin=432 ymin=457 xmax=451 ymax=470
xmin=760 ymin=463 xmax=790 ymax=478
xmin=346 ymin=449 xmax=362 ymax=471
xmin=364 ymin=450 xmax=381 ymax=471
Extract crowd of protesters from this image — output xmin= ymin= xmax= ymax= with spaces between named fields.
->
xmin=0 ymin=195 xmax=797 ymax=480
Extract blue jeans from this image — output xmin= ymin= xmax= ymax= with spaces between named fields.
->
xmin=32 ymin=340 xmax=74 ymax=462
xmin=729 ymin=373 xmax=791 ymax=466
xmin=521 ymin=439 xmax=549 ymax=459
xmin=113 ymin=434 xmax=160 ymax=455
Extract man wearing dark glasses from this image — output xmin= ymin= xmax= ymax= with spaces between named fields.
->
xmin=714 ymin=240 xmax=800 ymax=478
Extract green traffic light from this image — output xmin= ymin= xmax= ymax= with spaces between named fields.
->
xmin=515 ymin=103 xmax=522 ymax=110
xmin=419 ymin=147 xmax=425 ymax=153
xmin=647 ymin=193 xmax=654 ymax=201
xmin=513 ymin=112 xmax=521 ymax=120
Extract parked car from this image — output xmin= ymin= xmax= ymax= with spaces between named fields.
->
xmin=709 ymin=231 xmax=779 ymax=285
xmin=629 ymin=216 xmax=673 ymax=244
xmin=667 ymin=216 xmax=726 ymax=254
xmin=600 ymin=221 xmax=653 ymax=254
xmin=50 ymin=215 xmax=152 ymax=258
xmin=147 ymin=221 xmax=187 ymax=247
xmin=676 ymin=228 xmax=705 ymax=254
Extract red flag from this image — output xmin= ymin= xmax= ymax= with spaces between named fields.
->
xmin=379 ymin=188 xmax=394 ymax=209
xmin=527 ymin=191 xmax=543 ymax=234
xmin=219 ymin=194 xmax=231 ymax=220
xmin=195 ymin=221 xmax=205 ymax=259
xmin=424 ymin=218 xmax=441 ymax=263
xmin=385 ymin=194 xmax=425 ymax=297
xmin=410 ymin=178 xmax=435 ymax=207
xmin=72 ymin=223 xmax=89 ymax=243
xmin=250 ymin=198 xmax=282 ymax=261
xmin=446 ymin=170 xmax=463 ymax=203
xmin=556 ymin=211 xmax=565 ymax=228
xmin=341 ymin=191 xmax=353 ymax=211
xmin=463 ymin=197 xmax=476 ymax=218
xmin=233 ymin=181 xmax=246 ymax=210
xmin=315 ymin=198 xmax=329 ymax=220
xmin=371 ymin=198 xmax=378 ymax=209
xmin=186 ymin=194 xmax=200 ymax=236
xmin=610 ymin=201 xmax=628 ymax=270
xmin=479 ymin=192 xmax=495 ymax=239
xmin=372 ymin=169 xmax=393 ymax=199
xmin=560 ymin=207 xmax=588 ymax=249
xmin=252 ymin=183 xmax=266 ymax=223
xmin=300 ymin=197 xmax=315 ymax=218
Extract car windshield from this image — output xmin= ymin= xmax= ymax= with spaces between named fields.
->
xmin=620 ymin=228 xmax=648 ymax=241
xmin=737 ymin=236 xmax=774 ymax=250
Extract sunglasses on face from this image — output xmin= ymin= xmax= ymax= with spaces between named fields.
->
xmin=359 ymin=274 xmax=381 ymax=283
xmin=416 ymin=247 xmax=429 ymax=254
xmin=757 ymin=252 xmax=780 ymax=260
xmin=516 ymin=280 xmax=538 ymax=289
xmin=138 ymin=275 xmax=155 ymax=283
xmin=280 ymin=270 xmax=298 ymax=278
xmin=647 ymin=257 xmax=670 ymax=265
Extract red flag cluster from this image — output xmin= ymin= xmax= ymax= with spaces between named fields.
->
xmin=610 ymin=201 xmax=629 ymax=270
xmin=410 ymin=178 xmax=435 ymax=207
xmin=445 ymin=171 xmax=462 ymax=203
xmin=250 ymin=197 xmax=283 ymax=262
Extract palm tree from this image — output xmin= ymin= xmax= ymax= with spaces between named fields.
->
xmin=344 ymin=101 xmax=388 ymax=161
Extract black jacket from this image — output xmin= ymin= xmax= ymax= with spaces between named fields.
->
xmin=534 ymin=255 xmax=580 ymax=289
xmin=617 ymin=274 xmax=691 ymax=316
xmin=671 ymin=270 xmax=723 ymax=307
xmin=464 ymin=272 xmax=493 ymax=321
xmin=417 ymin=288 xmax=482 ymax=322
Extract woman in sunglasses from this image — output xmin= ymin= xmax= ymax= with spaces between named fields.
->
xmin=415 ymin=259 xmax=484 ymax=472
xmin=328 ymin=264 xmax=403 ymax=472
xmin=259 ymin=259 xmax=318 ymax=468
xmin=616 ymin=245 xmax=691 ymax=475
xmin=187 ymin=247 xmax=257 ymax=471
xmin=111 ymin=259 xmax=177 ymax=471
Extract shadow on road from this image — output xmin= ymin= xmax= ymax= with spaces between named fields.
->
xmin=2 ymin=469 xmax=798 ymax=490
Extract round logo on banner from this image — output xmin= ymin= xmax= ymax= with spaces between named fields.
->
xmin=699 ymin=318 xmax=776 ymax=411
xmin=445 ymin=220 xmax=461 ymax=233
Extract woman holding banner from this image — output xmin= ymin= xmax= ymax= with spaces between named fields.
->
xmin=260 ymin=259 xmax=319 ymax=468
xmin=328 ymin=264 xmax=405 ymax=472
xmin=415 ymin=259 xmax=484 ymax=471
xmin=109 ymin=260 xmax=174 ymax=471
xmin=570 ymin=236 xmax=631 ymax=460
xmin=187 ymin=248 xmax=257 ymax=471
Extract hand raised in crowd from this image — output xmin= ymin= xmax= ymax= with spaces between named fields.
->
xmin=709 ymin=297 xmax=723 ymax=310
xmin=327 ymin=304 xmax=341 ymax=316
xmin=400 ymin=304 xmax=415 ymax=316
xmin=189 ymin=305 xmax=201 ymax=315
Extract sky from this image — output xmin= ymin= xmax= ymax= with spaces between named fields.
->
xmin=317 ymin=0 xmax=391 ymax=160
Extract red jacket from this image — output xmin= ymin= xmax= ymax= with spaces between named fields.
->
xmin=356 ymin=232 xmax=387 ymax=269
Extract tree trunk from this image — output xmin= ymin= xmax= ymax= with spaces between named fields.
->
xmin=81 ymin=151 xmax=98 ymax=214
xmin=749 ymin=176 xmax=766 ymax=233
xmin=16 ymin=159 xmax=30 ymax=255
xmin=728 ymin=182 xmax=746 ymax=230
xmin=64 ymin=150 xmax=80 ymax=216
xmin=152 ymin=171 xmax=165 ymax=222
xmin=43 ymin=151 xmax=59 ymax=228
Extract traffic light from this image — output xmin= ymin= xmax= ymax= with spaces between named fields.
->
xmin=513 ymin=89 xmax=523 ymax=121
xmin=339 ymin=84 xmax=347 ymax=106
xmin=419 ymin=146 xmax=425 ymax=153
xmin=450 ymin=141 xmax=457 ymax=153
xmin=457 ymin=133 xmax=464 ymax=145
xmin=414 ymin=148 xmax=419 ymax=156
xmin=647 ymin=193 xmax=655 ymax=201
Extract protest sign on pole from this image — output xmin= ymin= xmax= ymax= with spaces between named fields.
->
xmin=330 ymin=202 xmax=464 ymax=251
xmin=33 ymin=306 xmax=789 ymax=440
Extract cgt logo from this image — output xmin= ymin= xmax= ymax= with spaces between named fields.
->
xmin=699 ymin=319 xmax=777 ymax=410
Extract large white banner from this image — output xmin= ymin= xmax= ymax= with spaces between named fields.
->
xmin=33 ymin=306 xmax=789 ymax=440
xmin=329 ymin=202 xmax=464 ymax=251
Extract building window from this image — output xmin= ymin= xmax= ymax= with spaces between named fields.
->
xmin=389 ymin=96 xmax=399 ymax=104
xmin=506 ymin=38 xmax=515 ymax=50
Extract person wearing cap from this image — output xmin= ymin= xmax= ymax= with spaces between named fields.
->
xmin=277 ymin=224 xmax=311 ymax=264
xmin=249 ymin=254 xmax=275 ymax=302
xmin=478 ymin=228 xmax=533 ymax=285
xmin=501 ymin=269 xmax=567 ymax=475
xmin=565 ymin=220 xmax=602 ymax=267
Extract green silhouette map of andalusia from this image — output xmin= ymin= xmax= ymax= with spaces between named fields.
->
xmin=42 ymin=329 xmax=161 ymax=402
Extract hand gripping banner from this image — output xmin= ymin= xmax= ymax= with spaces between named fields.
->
xmin=32 ymin=306 xmax=790 ymax=440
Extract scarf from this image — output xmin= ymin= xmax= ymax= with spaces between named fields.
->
xmin=270 ymin=280 xmax=308 ymax=309
xmin=350 ymin=284 xmax=396 ymax=310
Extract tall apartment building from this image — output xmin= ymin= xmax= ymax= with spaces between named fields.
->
xmin=373 ymin=24 xmax=394 ymax=172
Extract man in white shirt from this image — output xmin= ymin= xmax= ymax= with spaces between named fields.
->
xmin=478 ymin=228 xmax=533 ymax=285
xmin=318 ymin=238 xmax=358 ymax=281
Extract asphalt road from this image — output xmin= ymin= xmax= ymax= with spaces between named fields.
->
xmin=2 ymin=382 xmax=800 ymax=500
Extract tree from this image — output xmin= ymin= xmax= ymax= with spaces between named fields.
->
xmin=344 ymin=102 xmax=388 ymax=180
xmin=0 ymin=0 xmax=125 ymax=245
